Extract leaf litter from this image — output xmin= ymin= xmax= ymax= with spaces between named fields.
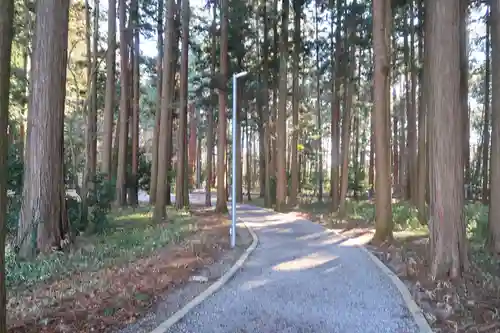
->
xmin=7 ymin=208 xmax=231 ymax=333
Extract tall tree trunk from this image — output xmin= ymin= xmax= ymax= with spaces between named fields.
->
xmin=417 ymin=0 xmax=427 ymax=222
xmin=153 ymin=0 xmax=175 ymax=222
xmin=368 ymin=48 xmax=374 ymax=196
xmin=196 ymin=108 xmax=202 ymax=188
xmin=0 ymin=0 xmax=14 ymax=329
xmin=352 ymin=48 xmax=362 ymax=199
xmin=254 ymin=0 xmax=265 ymax=199
xmin=407 ymin=2 xmax=418 ymax=203
xmin=427 ymin=0 xmax=469 ymax=279
xmin=392 ymin=86 xmax=399 ymax=190
xmin=17 ymin=0 xmax=70 ymax=257
xmin=102 ymin=0 xmax=117 ymax=176
xmin=188 ymin=104 xmax=197 ymax=190
xmin=488 ymin=0 xmax=500 ymax=254
xmin=262 ymin=0 xmax=272 ymax=207
xmin=246 ymin=114 xmax=252 ymax=200
xmin=82 ymin=0 xmax=99 ymax=225
xmin=176 ymin=0 xmax=190 ymax=209
xmin=166 ymin=17 xmax=181 ymax=206
xmin=215 ymin=0 xmax=229 ymax=213
xmin=315 ymin=0 xmax=323 ymax=202
xmin=205 ymin=2 xmax=216 ymax=206
xmin=398 ymin=84 xmax=406 ymax=195
xmin=289 ymin=0 xmax=301 ymax=207
xmin=129 ymin=0 xmax=140 ymax=207
xmin=482 ymin=8 xmax=491 ymax=204
xmin=112 ymin=101 xmax=121 ymax=178
xmin=19 ymin=1 xmax=30 ymax=159
xmin=270 ymin=0 xmax=279 ymax=206
xmin=275 ymin=0 xmax=289 ymax=212
xmin=116 ymin=0 xmax=130 ymax=206
xmin=338 ymin=24 xmax=355 ymax=217
xmin=331 ymin=0 xmax=342 ymax=210
xmin=149 ymin=0 xmax=164 ymax=204
xmin=372 ymin=0 xmax=393 ymax=243
xmin=460 ymin=0 xmax=470 ymax=200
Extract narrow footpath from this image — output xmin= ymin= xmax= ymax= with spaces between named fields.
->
xmin=163 ymin=201 xmax=421 ymax=333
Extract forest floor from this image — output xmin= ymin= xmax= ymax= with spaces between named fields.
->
xmin=246 ymin=196 xmax=500 ymax=333
xmin=6 ymin=204 xmax=246 ymax=333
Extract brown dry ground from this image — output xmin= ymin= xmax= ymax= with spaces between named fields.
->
xmin=247 ymin=195 xmax=500 ymax=333
xmin=7 ymin=206 xmax=234 ymax=333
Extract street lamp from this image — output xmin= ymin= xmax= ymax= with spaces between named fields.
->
xmin=231 ymin=71 xmax=248 ymax=248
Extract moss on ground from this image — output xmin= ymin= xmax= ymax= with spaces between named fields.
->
xmin=6 ymin=206 xmax=196 ymax=291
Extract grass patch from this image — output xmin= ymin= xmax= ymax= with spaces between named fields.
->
xmin=292 ymin=197 xmax=498 ymax=266
xmin=6 ymin=206 xmax=196 ymax=292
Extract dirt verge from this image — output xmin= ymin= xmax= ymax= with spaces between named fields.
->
xmin=8 ymin=207 xmax=252 ymax=333
xmin=368 ymin=238 xmax=500 ymax=333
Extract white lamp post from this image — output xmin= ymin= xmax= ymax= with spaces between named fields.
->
xmin=231 ymin=71 xmax=248 ymax=248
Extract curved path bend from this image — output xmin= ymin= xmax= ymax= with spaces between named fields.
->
xmin=158 ymin=197 xmax=420 ymax=333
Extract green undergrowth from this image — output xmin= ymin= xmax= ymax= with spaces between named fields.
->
xmin=248 ymin=195 xmax=491 ymax=239
xmin=6 ymin=206 xmax=195 ymax=292
xmin=248 ymin=194 xmax=498 ymax=271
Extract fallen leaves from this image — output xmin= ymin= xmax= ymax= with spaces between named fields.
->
xmin=7 ymin=209 xmax=231 ymax=333
xmin=370 ymin=238 xmax=500 ymax=333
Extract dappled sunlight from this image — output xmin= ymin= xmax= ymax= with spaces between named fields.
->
xmin=272 ymin=252 xmax=338 ymax=272
xmin=338 ymin=232 xmax=373 ymax=246
xmin=321 ymin=264 xmax=341 ymax=275
xmin=313 ymin=235 xmax=348 ymax=247
xmin=239 ymin=278 xmax=270 ymax=291
xmin=295 ymin=229 xmax=337 ymax=241
xmin=114 ymin=211 xmax=152 ymax=222
xmin=244 ymin=217 xmax=299 ymax=228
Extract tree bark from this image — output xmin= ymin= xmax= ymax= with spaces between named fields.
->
xmin=188 ymin=105 xmax=197 ymax=190
xmin=166 ymin=18 xmax=181 ymax=206
xmin=102 ymin=0 xmax=116 ymax=176
xmin=289 ymin=0 xmax=301 ymax=207
xmin=427 ymin=0 xmax=469 ymax=279
xmin=115 ymin=0 xmax=130 ymax=206
xmin=216 ymin=0 xmax=229 ymax=213
xmin=339 ymin=31 xmax=355 ymax=217
xmin=315 ymin=0 xmax=323 ymax=202
xmin=82 ymin=0 xmax=99 ymax=225
xmin=482 ymin=8 xmax=491 ymax=204
xmin=275 ymin=0 xmax=289 ymax=212
xmin=153 ymin=0 xmax=175 ymax=222
xmin=149 ymin=0 xmax=164 ymax=204
xmin=460 ymin=0 xmax=470 ymax=200
xmin=0 ymin=0 xmax=14 ymax=329
xmin=246 ymin=113 xmax=252 ymax=200
xmin=488 ymin=0 xmax=500 ymax=254
xmin=262 ymin=0 xmax=272 ymax=208
xmin=407 ymin=2 xmax=418 ymax=204
xmin=372 ymin=0 xmax=393 ymax=243
xmin=175 ymin=0 xmax=190 ymax=210
xmin=129 ymin=0 xmax=140 ymax=207
xmin=331 ymin=0 xmax=342 ymax=210
xmin=417 ymin=0 xmax=427 ymax=222
xmin=17 ymin=0 xmax=70 ymax=257
xmin=205 ymin=2 xmax=216 ymax=206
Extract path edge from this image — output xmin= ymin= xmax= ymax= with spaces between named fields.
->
xmin=149 ymin=219 xmax=259 ymax=333
xmin=357 ymin=245 xmax=433 ymax=333
xmin=245 ymin=203 xmax=432 ymax=333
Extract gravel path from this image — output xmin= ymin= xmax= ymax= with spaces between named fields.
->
xmin=159 ymin=203 xmax=420 ymax=333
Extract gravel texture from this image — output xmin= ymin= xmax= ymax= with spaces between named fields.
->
xmin=114 ymin=224 xmax=252 ymax=333
xmin=161 ymin=203 xmax=421 ymax=333
xmin=114 ymin=191 xmax=252 ymax=333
